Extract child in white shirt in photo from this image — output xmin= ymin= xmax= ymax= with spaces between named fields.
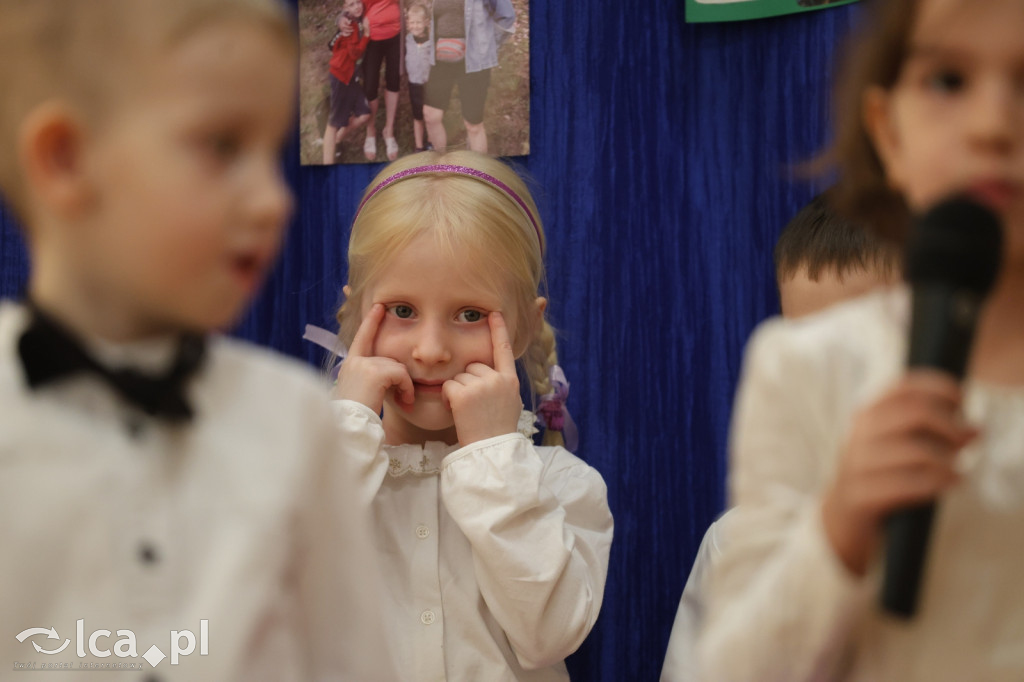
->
xmin=404 ymin=2 xmax=433 ymax=153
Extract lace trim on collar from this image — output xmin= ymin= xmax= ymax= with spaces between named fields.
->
xmin=385 ymin=409 xmax=538 ymax=477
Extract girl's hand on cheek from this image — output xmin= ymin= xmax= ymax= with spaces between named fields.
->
xmin=821 ymin=370 xmax=976 ymax=576
xmin=334 ymin=303 xmax=415 ymax=413
xmin=443 ymin=312 xmax=523 ymax=446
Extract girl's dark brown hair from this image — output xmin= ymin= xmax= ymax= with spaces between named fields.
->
xmin=829 ymin=0 xmax=921 ymax=245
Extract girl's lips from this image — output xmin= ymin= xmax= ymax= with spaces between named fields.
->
xmin=414 ymin=381 xmax=444 ymax=394
xmin=968 ymin=180 xmax=1021 ymax=213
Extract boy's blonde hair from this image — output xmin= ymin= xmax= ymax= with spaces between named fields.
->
xmin=337 ymin=151 xmax=563 ymax=440
xmin=0 ymin=0 xmax=294 ymax=222
xmin=406 ymin=3 xmax=430 ymax=20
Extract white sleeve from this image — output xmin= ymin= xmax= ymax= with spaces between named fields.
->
xmin=491 ymin=0 xmax=516 ymax=38
xmin=329 ymin=399 xmax=390 ymax=505
xmin=298 ymin=397 xmax=397 ymax=681
xmin=699 ymin=321 xmax=874 ymax=682
xmin=661 ymin=515 xmax=729 ymax=682
xmin=441 ymin=433 xmax=613 ymax=670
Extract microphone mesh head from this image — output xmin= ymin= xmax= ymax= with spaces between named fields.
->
xmin=905 ymin=195 xmax=1003 ymax=295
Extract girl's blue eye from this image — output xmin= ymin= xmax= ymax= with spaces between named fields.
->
xmin=458 ymin=309 xmax=486 ymax=323
xmin=927 ymin=69 xmax=965 ymax=93
xmin=391 ymin=304 xmax=414 ymax=319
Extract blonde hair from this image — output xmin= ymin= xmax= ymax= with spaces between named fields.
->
xmin=406 ymin=2 xmax=430 ymax=21
xmin=0 ymin=0 xmax=294 ymax=222
xmin=337 ymin=150 xmax=565 ymax=445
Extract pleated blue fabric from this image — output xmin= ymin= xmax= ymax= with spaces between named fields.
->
xmin=0 ymin=2 xmax=863 ymax=679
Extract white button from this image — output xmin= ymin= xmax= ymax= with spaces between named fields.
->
xmin=415 ymin=525 xmax=430 ymax=539
xmin=420 ymin=610 xmax=436 ymax=625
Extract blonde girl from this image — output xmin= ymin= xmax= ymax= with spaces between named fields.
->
xmin=330 ymin=150 xmax=613 ymax=680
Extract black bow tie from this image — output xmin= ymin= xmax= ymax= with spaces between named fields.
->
xmin=17 ymin=305 xmax=206 ymax=423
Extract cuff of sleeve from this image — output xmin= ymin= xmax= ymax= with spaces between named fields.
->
xmin=794 ymin=501 xmax=874 ymax=628
xmin=442 ymin=432 xmax=529 ymax=469
xmin=330 ymin=399 xmax=383 ymax=427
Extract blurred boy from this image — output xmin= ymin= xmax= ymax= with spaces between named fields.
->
xmin=0 ymin=1 xmax=389 ymax=678
xmin=660 ymin=190 xmax=899 ymax=682
xmin=774 ymin=192 xmax=900 ymax=318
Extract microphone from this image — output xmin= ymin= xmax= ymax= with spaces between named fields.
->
xmin=881 ymin=195 xmax=1003 ymax=618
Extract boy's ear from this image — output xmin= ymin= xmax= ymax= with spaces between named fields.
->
xmin=862 ymin=86 xmax=906 ymax=193
xmin=18 ymin=102 xmax=93 ymax=219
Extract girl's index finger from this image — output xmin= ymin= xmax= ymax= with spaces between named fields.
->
xmin=348 ymin=303 xmax=386 ymax=358
xmin=489 ymin=311 xmax=516 ymax=375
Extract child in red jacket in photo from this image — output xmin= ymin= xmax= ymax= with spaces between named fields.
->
xmin=322 ymin=0 xmax=372 ymax=164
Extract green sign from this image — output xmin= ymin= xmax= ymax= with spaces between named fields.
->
xmin=686 ymin=0 xmax=860 ymax=23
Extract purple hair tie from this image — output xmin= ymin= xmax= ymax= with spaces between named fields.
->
xmin=536 ymin=365 xmax=579 ymax=452
xmin=352 ymin=164 xmax=543 ymax=252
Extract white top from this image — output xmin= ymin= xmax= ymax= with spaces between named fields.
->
xmin=700 ymin=287 xmax=1024 ymax=682
xmin=331 ymin=399 xmax=614 ymax=682
xmin=405 ymin=33 xmax=432 ymax=85
xmin=660 ymin=510 xmax=737 ymax=682
xmin=0 ymin=302 xmax=393 ymax=682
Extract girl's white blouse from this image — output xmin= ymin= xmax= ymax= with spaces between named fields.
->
xmin=331 ymin=399 xmax=614 ymax=682
xmin=700 ymin=286 xmax=1024 ymax=682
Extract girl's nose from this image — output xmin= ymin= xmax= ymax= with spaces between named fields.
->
xmin=411 ymin=321 xmax=452 ymax=365
xmin=967 ymin=77 xmax=1019 ymax=154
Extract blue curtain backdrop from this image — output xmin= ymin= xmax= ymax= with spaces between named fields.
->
xmin=0 ymin=1 xmax=862 ymax=679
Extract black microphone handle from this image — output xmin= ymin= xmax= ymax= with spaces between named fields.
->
xmin=881 ymin=285 xmax=981 ymax=618
xmin=882 ymin=504 xmax=936 ymax=617
xmin=906 ymin=286 xmax=980 ymax=379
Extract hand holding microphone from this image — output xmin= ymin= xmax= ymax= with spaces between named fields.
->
xmin=821 ymin=196 xmax=1002 ymax=616
xmin=880 ymin=196 xmax=1003 ymax=617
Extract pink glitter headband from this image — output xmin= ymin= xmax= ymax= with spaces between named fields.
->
xmin=352 ymin=164 xmax=543 ymax=252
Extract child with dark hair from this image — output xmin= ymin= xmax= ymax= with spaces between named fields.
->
xmin=661 ymin=189 xmax=898 ymax=682
xmin=774 ymin=190 xmax=900 ymax=318
xmin=701 ymin=1 xmax=1024 ymax=679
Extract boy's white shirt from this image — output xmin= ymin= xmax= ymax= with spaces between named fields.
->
xmin=0 ymin=302 xmax=394 ymax=682
xmin=700 ymin=286 xmax=1024 ymax=682
xmin=331 ymin=398 xmax=613 ymax=681
xmin=660 ymin=510 xmax=735 ymax=682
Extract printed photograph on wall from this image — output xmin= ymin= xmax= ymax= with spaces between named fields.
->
xmin=686 ymin=0 xmax=859 ymax=23
xmin=299 ymin=0 xmax=530 ymax=165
